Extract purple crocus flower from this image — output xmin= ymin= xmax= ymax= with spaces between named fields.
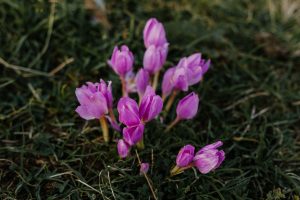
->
xmin=117 ymin=97 xmax=141 ymax=126
xmin=117 ymin=139 xmax=130 ymax=158
xmin=140 ymin=162 xmax=150 ymax=174
xmin=143 ymin=44 xmax=168 ymax=75
xmin=75 ymin=81 xmax=109 ymax=120
xmin=139 ymin=86 xmax=163 ymax=122
xmin=143 ymin=18 xmax=167 ymax=48
xmin=176 ymin=92 xmax=199 ymax=120
xmin=123 ymin=123 xmax=145 ymax=146
xmin=161 ymin=54 xmax=210 ymax=99
xmin=107 ymin=45 xmax=134 ymax=77
xmin=177 ymin=53 xmax=211 ymax=86
xmin=135 ymin=68 xmax=150 ymax=97
xmin=176 ymin=144 xmax=195 ymax=167
xmin=193 ymin=141 xmax=225 ymax=174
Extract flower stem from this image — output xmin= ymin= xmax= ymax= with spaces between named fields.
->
xmin=109 ymin=108 xmax=116 ymax=124
xmin=152 ymin=71 xmax=160 ymax=91
xmin=136 ymin=138 xmax=145 ymax=150
xmin=120 ymin=76 xmax=127 ymax=97
xmin=164 ymin=90 xmax=177 ymax=114
xmin=162 ymin=94 xmax=166 ymax=102
xmin=164 ymin=117 xmax=180 ymax=133
xmin=170 ymin=164 xmax=193 ymax=176
xmin=99 ymin=116 xmax=109 ymax=142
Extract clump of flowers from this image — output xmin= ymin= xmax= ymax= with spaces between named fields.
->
xmin=75 ymin=18 xmax=225 ymax=177
xmin=170 ymin=141 xmax=225 ymax=176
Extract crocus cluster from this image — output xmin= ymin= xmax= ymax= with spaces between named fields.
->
xmin=74 ymin=17 xmax=225 ymax=178
xmin=171 ymin=141 xmax=225 ymax=175
xmin=117 ymin=86 xmax=163 ymax=158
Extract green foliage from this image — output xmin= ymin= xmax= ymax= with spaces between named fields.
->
xmin=0 ymin=0 xmax=299 ymax=199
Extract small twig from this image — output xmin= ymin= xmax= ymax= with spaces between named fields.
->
xmin=151 ymin=149 xmax=154 ymax=174
xmin=49 ymin=57 xmax=74 ymax=75
xmin=107 ymin=171 xmax=116 ymax=200
xmin=0 ymin=56 xmax=50 ymax=77
xmin=48 ymin=171 xmax=73 ymax=178
xmin=223 ymin=92 xmax=269 ymax=111
xmin=76 ymin=179 xmax=102 ymax=194
xmin=98 ymin=170 xmax=109 ymax=200
xmin=135 ymin=150 xmax=158 ymax=200
xmin=233 ymin=136 xmax=259 ymax=143
xmin=27 ymin=83 xmax=42 ymax=102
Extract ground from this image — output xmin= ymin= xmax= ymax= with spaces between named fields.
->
xmin=0 ymin=0 xmax=300 ymax=199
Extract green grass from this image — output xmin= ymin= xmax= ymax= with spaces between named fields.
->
xmin=1 ymin=0 xmax=300 ymax=199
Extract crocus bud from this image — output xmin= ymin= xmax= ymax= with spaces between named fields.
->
xmin=135 ymin=68 xmax=150 ymax=97
xmin=143 ymin=18 xmax=167 ymax=48
xmin=176 ymin=144 xmax=195 ymax=167
xmin=123 ymin=123 xmax=144 ymax=146
xmin=117 ymin=139 xmax=130 ymax=158
xmin=108 ymin=45 xmax=134 ymax=77
xmin=99 ymin=79 xmax=113 ymax=109
xmin=143 ymin=44 xmax=168 ymax=74
xmin=140 ymin=163 xmax=150 ymax=174
xmin=117 ymin=97 xmax=140 ymax=126
xmin=139 ymin=86 xmax=163 ymax=122
xmin=193 ymin=141 xmax=225 ymax=174
xmin=162 ymin=67 xmax=175 ymax=98
xmin=176 ymin=92 xmax=199 ymax=120
xmin=75 ymin=82 xmax=108 ymax=120
xmin=177 ymin=53 xmax=211 ymax=86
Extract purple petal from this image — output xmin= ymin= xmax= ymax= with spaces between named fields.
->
xmin=117 ymin=139 xmax=130 ymax=158
xmin=140 ymin=163 xmax=150 ymax=174
xmin=75 ymin=86 xmax=92 ymax=105
xmin=117 ymin=97 xmax=140 ymax=126
xmin=215 ymin=150 xmax=225 ymax=168
xmin=176 ymin=144 xmax=195 ymax=167
xmin=202 ymin=59 xmax=211 ymax=74
xmin=139 ymin=86 xmax=163 ymax=122
xmin=193 ymin=151 xmax=219 ymax=174
xmin=75 ymin=105 xmax=95 ymax=120
xmin=135 ymin=69 xmax=150 ymax=97
xmin=146 ymin=95 xmax=163 ymax=121
xmin=197 ymin=141 xmax=223 ymax=153
xmin=176 ymin=92 xmax=199 ymax=120
xmin=162 ymin=67 xmax=175 ymax=98
xmin=123 ymin=123 xmax=144 ymax=146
